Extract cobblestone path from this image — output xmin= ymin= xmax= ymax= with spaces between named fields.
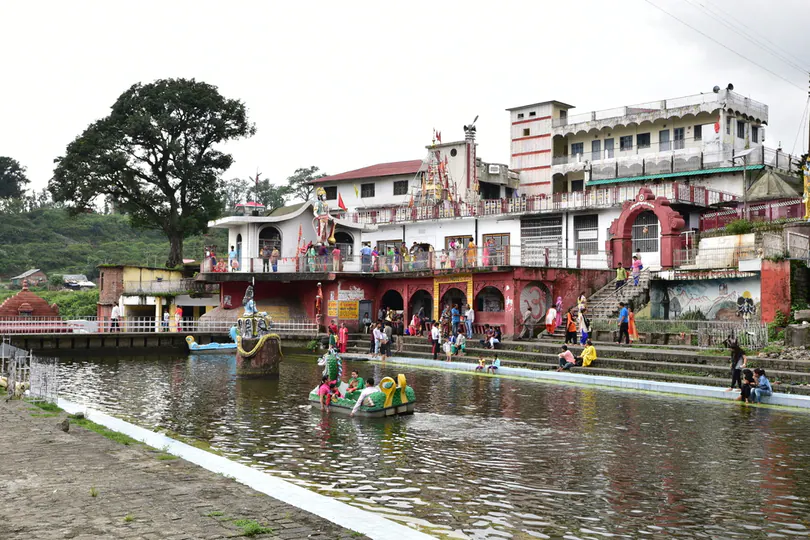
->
xmin=0 ymin=400 xmax=367 ymax=539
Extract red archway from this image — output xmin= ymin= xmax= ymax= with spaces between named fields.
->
xmin=607 ymin=187 xmax=686 ymax=269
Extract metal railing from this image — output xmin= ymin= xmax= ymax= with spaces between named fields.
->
xmin=335 ymin=181 xmax=735 ymax=228
xmin=590 ymin=317 xmax=768 ymax=349
xmin=0 ymin=317 xmax=317 ymax=335
xmin=673 ymin=245 xmax=762 ymax=269
xmin=207 ymin=245 xmax=615 ymax=275
xmin=699 ymin=198 xmax=805 ymax=232
xmin=552 ymin=89 xmax=768 ymax=128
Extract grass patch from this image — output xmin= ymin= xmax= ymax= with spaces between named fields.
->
xmin=206 ymin=511 xmax=225 ymax=518
xmin=351 ymin=532 xmax=365 ymax=538
xmin=68 ymin=415 xmax=139 ymax=446
xmin=123 ymin=514 xmax=134 ymax=522
xmin=27 ymin=400 xmax=62 ymax=412
xmin=89 ymin=487 xmax=99 ymax=497
xmin=233 ymin=519 xmax=273 ymax=537
xmin=30 ymin=412 xmax=60 ymax=418
xmin=156 ymin=453 xmax=178 ymax=461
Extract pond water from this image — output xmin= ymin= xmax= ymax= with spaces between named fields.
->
xmin=56 ymin=352 xmax=810 ymax=539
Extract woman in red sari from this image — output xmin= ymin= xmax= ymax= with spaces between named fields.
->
xmin=338 ymin=322 xmax=349 ymax=353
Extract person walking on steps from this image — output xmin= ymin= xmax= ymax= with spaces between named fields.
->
xmin=518 ymin=301 xmax=534 ymax=340
xmin=615 ymin=262 xmax=627 ymax=290
xmin=617 ymin=302 xmax=630 ymax=345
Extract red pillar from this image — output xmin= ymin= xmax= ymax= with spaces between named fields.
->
xmin=760 ymin=260 xmax=791 ymax=323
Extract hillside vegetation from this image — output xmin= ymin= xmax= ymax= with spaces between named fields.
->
xmin=0 ymin=208 xmax=227 ymax=279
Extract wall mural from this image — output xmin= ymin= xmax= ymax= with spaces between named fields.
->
xmin=649 ymin=277 xmax=761 ymax=321
xmin=519 ymin=282 xmax=550 ymax=324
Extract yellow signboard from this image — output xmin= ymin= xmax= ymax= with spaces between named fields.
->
xmin=328 ymin=301 xmax=359 ymax=319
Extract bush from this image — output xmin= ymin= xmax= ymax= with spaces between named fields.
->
xmin=724 ymin=219 xmax=754 ymax=235
xmin=679 ymin=308 xmax=707 ymax=321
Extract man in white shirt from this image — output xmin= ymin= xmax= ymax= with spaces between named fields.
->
xmin=350 ymin=379 xmax=380 ymax=417
xmin=464 ymin=305 xmax=474 ymax=338
xmin=372 ymin=324 xmax=384 ymax=358
xmin=110 ymin=305 xmax=120 ymax=332
xmin=430 ymin=322 xmax=441 ymax=359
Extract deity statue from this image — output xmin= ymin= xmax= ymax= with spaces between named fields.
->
xmin=315 ymin=282 xmax=324 ymax=327
xmin=313 ymin=187 xmax=336 ymax=245
xmin=243 ymin=285 xmax=258 ymax=315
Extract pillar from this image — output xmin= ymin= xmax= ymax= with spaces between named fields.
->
xmin=155 ymin=297 xmax=162 ymax=332
xmin=236 ymin=336 xmax=283 ymax=377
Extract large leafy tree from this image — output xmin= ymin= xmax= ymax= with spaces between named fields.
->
xmin=285 ymin=166 xmax=326 ymax=202
xmin=50 ymin=78 xmax=255 ymax=267
xmin=0 ymin=156 xmax=30 ymax=199
xmin=250 ymin=179 xmax=288 ymax=212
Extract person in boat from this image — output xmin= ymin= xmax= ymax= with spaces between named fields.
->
xmin=350 ymin=378 xmax=379 ymax=417
xmin=486 ymin=355 xmax=501 ymax=374
xmin=346 ymin=370 xmax=364 ymax=399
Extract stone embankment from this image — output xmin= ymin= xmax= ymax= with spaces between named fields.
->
xmin=0 ymin=400 xmax=366 ymax=540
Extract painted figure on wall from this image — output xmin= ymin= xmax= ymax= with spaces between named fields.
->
xmin=315 ymin=282 xmax=324 ymax=327
xmin=737 ymin=292 xmax=757 ymax=321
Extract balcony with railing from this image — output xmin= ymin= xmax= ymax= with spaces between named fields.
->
xmin=552 ymin=89 xmax=768 ymax=130
xmin=336 ymin=182 xmax=735 ymax=227
xmin=123 ymin=279 xmax=219 ymax=295
xmin=553 ymin=144 xmax=800 ymax=181
xmin=699 ymin=198 xmax=805 ymax=232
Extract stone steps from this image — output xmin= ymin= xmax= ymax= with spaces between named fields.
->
xmin=346 ymin=346 xmax=810 ymax=396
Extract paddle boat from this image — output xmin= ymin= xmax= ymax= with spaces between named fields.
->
xmin=308 ymin=350 xmax=416 ymax=417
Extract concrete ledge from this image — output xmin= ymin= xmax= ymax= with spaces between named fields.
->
xmin=381 ymin=356 xmax=810 ymax=410
xmin=57 ymin=398 xmax=434 ymax=540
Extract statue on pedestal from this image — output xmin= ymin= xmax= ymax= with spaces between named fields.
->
xmin=313 ymin=187 xmax=336 ymax=245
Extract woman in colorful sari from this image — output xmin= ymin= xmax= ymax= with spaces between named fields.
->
xmin=482 ymin=239 xmax=491 ymax=267
xmin=339 ymin=322 xmax=349 ymax=354
xmin=545 ymin=305 xmax=558 ymax=336
xmin=555 ymin=296 xmax=563 ymax=328
xmin=466 ymin=239 xmax=477 ymax=268
xmin=409 ymin=313 xmax=420 ymax=337
xmin=628 ymin=305 xmax=639 ymax=343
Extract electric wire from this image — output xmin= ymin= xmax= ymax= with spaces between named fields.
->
xmin=644 ymin=0 xmax=805 ymax=91
xmin=792 ymin=98 xmax=810 ymax=155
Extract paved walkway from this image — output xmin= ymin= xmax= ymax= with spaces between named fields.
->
xmin=0 ymin=400 xmax=366 ymax=540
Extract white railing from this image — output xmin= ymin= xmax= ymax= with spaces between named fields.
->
xmin=590 ymin=317 xmax=768 ymax=349
xmin=0 ymin=317 xmax=317 ymax=336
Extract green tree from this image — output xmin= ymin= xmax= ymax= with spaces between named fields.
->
xmin=220 ymin=177 xmax=250 ymax=213
xmin=249 ymin=179 xmax=288 ymax=212
xmin=285 ymin=166 xmax=326 ymax=202
xmin=0 ymin=156 xmax=30 ymax=199
xmin=50 ymin=78 xmax=256 ymax=268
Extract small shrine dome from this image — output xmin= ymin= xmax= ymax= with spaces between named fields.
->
xmin=0 ymin=280 xmax=60 ymax=318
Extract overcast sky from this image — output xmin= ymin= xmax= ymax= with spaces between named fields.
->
xmin=2 ymin=0 xmax=809 ymax=193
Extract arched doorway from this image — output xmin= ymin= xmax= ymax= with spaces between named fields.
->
xmin=475 ymin=286 xmax=505 ymax=312
xmin=381 ymin=290 xmax=404 ymax=312
xmin=631 ymin=211 xmax=660 ymax=268
xmin=334 ymin=231 xmax=354 ymax=258
xmin=409 ymin=289 xmax=433 ymax=319
xmin=440 ymin=287 xmax=467 ymax=312
xmin=259 ymin=226 xmax=282 ymax=253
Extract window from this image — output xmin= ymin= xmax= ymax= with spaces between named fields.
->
xmin=361 ymin=183 xmax=375 ymax=198
xmin=393 ymin=180 xmax=409 ymax=196
xmin=591 ymin=140 xmax=601 ymax=161
xmin=752 ymin=125 xmax=759 ymax=143
xmin=694 ymin=125 xmax=702 ymax=141
xmin=659 ymin=130 xmax=670 ymax=151
xmin=620 ymin=135 xmax=633 ymax=151
xmin=632 ymin=211 xmax=659 ymax=253
xmin=571 ymin=179 xmax=584 ymax=192
xmin=529 ymin=111 xmax=536 ymax=117
xmin=574 ymin=215 xmax=599 ymax=255
xmin=323 ymin=186 xmax=337 ymax=200
xmin=737 ymin=120 xmax=746 ymax=139
xmin=483 ymin=233 xmax=510 ymax=265
xmin=637 ymin=133 xmax=651 ymax=149
xmin=522 ymin=128 xmax=530 ymax=136
xmin=571 ymin=142 xmax=584 ymax=156
xmin=673 ymin=127 xmax=685 ymax=150
xmin=445 ymin=236 xmax=473 ymax=251
xmin=450 ymin=148 xmax=458 ymax=157
xmin=517 ymin=113 xmax=524 ymax=119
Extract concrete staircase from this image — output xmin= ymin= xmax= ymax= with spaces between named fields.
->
xmin=586 ymin=268 xmax=652 ymax=319
xmin=342 ymin=333 xmax=810 ymax=396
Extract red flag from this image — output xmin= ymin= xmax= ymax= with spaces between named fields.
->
xmin=338 ymin=193 xmax=347 ymax=211
xmin=437 ymin=131 xmax=441 ymax=143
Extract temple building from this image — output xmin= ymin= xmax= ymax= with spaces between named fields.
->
xmin=0 ymin=280 xmax=60 ymax=318
xmin=195 ymin=86 xmax=805 ymax=335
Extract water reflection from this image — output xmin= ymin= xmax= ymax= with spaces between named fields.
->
xmin=56 ymin=352 xmax=810 ymax=539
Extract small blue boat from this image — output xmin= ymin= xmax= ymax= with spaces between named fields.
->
xmin=185 ymin=335 xmax=237 ymax=353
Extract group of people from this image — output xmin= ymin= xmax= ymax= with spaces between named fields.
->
xmin=726 ymin=341 xmax=773 ymax=403
xmin=317 ymin=368 xmax=381 ymax=416
xmin=474 ymin=354 xmax=501 ymax=373
xmin=614 ymin=253 xmax=644 ymax=289
xmin=304 ymin=242 xmax=342 ymax=272
xmin=363 ymin=306 xmax=407 ymax=361
xmin=356 ymin=238 xmax=503 ymax=274
xmin=326 ymin=320 xmax=350 ymax=353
